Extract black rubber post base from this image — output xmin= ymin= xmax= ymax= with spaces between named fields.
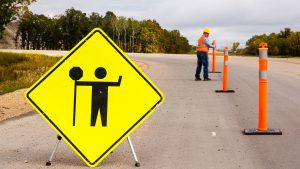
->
xmin=135 ymin=162 xmax=141 ymax=167
xmin=244 ymin=128 xmax=282 ymax=135
xmin=46 ymin=161 xmax=51 ymax=166
xmin=215 ymin=90 xmax=235 ymax=93
xmin=209 ymin=71 xmax=222 ymax=73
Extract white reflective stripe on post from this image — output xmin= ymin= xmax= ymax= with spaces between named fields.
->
xmin=224 ymin=61 xmax=228 ymax=65
xmin=224 ymin=51 xmax=228 ymax=55
xmin=259 ymin=71 xmax=267 ymax=79
xmin=259 ymin=50 xmax=268 ymax=59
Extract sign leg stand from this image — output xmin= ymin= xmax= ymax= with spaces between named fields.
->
xmin=46 ymin=135 xmax=62 ymax=166
xmin=45 ymin=135 xmax=140 ymax=167
xmin=127 ymin=136 xmax=140 ymax=167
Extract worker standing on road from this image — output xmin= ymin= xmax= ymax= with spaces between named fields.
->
xmin=195 ymin=27 xmax=215 ymax=81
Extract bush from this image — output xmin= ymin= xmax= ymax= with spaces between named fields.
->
xmin=0 ymin=52 xmax=61 ymax=95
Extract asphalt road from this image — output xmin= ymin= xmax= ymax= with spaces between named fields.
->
xmin=1 ymin=53 xmax=300 ymax=169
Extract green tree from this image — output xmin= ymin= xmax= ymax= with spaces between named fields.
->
xmin=103 ymin=11 xmax=117 ymax=42
xmin=16 ymin=12 xmax=52 ymax=50
xmin=232 ymin=42 xmax=240 ymax=53
xmin=59 ymin=7 xmax=89 ymax=50
xmin=128 ymin=18 xmax=140 ymax=52
xmin=163 ymin=30 xmax=190 ymax=53
xmin=0 ymin=0 xmax=35 ymax=38
xmin=288 ymin=32 xmax=300 ymax=56
xmin=244 ymin=28 xmax=300 ymax=56
xmin=245 ymin=34 xmax=267 ymax=55
xmin=118 ymin=16 xmax=128 ymax=51
xmin=15 ymin=8 xmax=191 ymax=54
xmin=279 ymin=28 xmax=291 ymax=38
xmin=139 ymin=20 xmax=162 ymax=53
xmin=88 ymin=12 xmax=104 ymax=30
xmin=42 ymin=17 xmax=63 ymax=50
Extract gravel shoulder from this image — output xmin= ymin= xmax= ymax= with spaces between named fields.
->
xmin=0 ymin=88 xmax=32 ymax=121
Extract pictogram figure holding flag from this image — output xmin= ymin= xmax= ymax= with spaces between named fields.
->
xmin=69 ymin=66 xmax=122 ymax=127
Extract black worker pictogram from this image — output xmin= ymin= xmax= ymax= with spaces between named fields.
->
xmin=69 ymin=66 xmax=122 ymax=127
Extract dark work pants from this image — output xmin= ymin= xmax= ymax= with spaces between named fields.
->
xmin=195 ymin=51 xmax=209 ymax=79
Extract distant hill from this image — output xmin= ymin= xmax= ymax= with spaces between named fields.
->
xmin=0 ymin=22 xmax=18 ymax=49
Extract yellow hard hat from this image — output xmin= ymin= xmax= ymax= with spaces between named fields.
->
xmin=203 ymin=27 xmax=211 ymax=34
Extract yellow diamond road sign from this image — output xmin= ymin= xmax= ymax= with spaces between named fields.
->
xmin=25 ymin=28 xmax=164 ymax=167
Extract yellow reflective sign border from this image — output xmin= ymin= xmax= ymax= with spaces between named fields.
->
xmin=25 ymin=28 xmax=164 ymax=166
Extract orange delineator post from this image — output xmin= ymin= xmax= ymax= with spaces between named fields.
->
xmin=223 ymin=47 xmax=229 ymax=91
xmin=215 ymin=46 xmax=235 ymax=93
xmin=212 ymin=40 xmax=216 ymax=72
xmin=210 ymin=40 xmax=221 ymax=73
xmin=258 ymin=43 xmax=268 ymax=131
xmin=244 ymin=42 xmax=282 ymax=135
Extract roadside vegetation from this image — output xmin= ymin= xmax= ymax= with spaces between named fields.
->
xmin=0 ymin=52 xmax=60 ymax=95
xmin=235 ymin=28 xmax=300 ymax=57
xmin=2 ymin=1 xmax=300 ymax=56
xmin=14 ymin=8 xmax=190 ymax=54
xmin=0 ymin=0 xmax=36 ymax=38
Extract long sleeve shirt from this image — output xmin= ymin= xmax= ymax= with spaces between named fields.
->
xmin=204 ymin=38 xmax=215 ymax=48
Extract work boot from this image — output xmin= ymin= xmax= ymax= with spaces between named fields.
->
xmin=195 ymin=77 xmax=202 ymax=81
xmin=204 ymin=78 xmax=211 ymax=81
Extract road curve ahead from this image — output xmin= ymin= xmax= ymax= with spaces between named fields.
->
xmin=1 ymin=53 xmax=300 ymax=169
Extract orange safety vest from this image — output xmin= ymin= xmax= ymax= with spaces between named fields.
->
xmin=197 ymin=35 xmax=209 ymax=53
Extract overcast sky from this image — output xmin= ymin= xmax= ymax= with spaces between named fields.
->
xmin=29 ymin=0 xmax=300 ymax=48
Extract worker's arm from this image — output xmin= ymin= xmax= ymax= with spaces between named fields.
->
xmin=204 ymin=38 xmax=215 ymax=48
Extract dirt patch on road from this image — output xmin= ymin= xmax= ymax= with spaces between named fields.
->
xmin=0 ymin=60 xmax=148 ymax=122
xmin=135 ymin=60 xmax=148 ymax=70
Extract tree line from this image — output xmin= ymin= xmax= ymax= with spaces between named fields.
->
xmin=0 ymin=0 xmax=35 ymax=38
xmin=244 ymin=28 xmax=300 ymax=56
xmin=15 ymin=8 xmax=191 ymax=53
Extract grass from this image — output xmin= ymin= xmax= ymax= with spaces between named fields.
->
xmin=0 ymin=52 xmax=61 ymax=95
